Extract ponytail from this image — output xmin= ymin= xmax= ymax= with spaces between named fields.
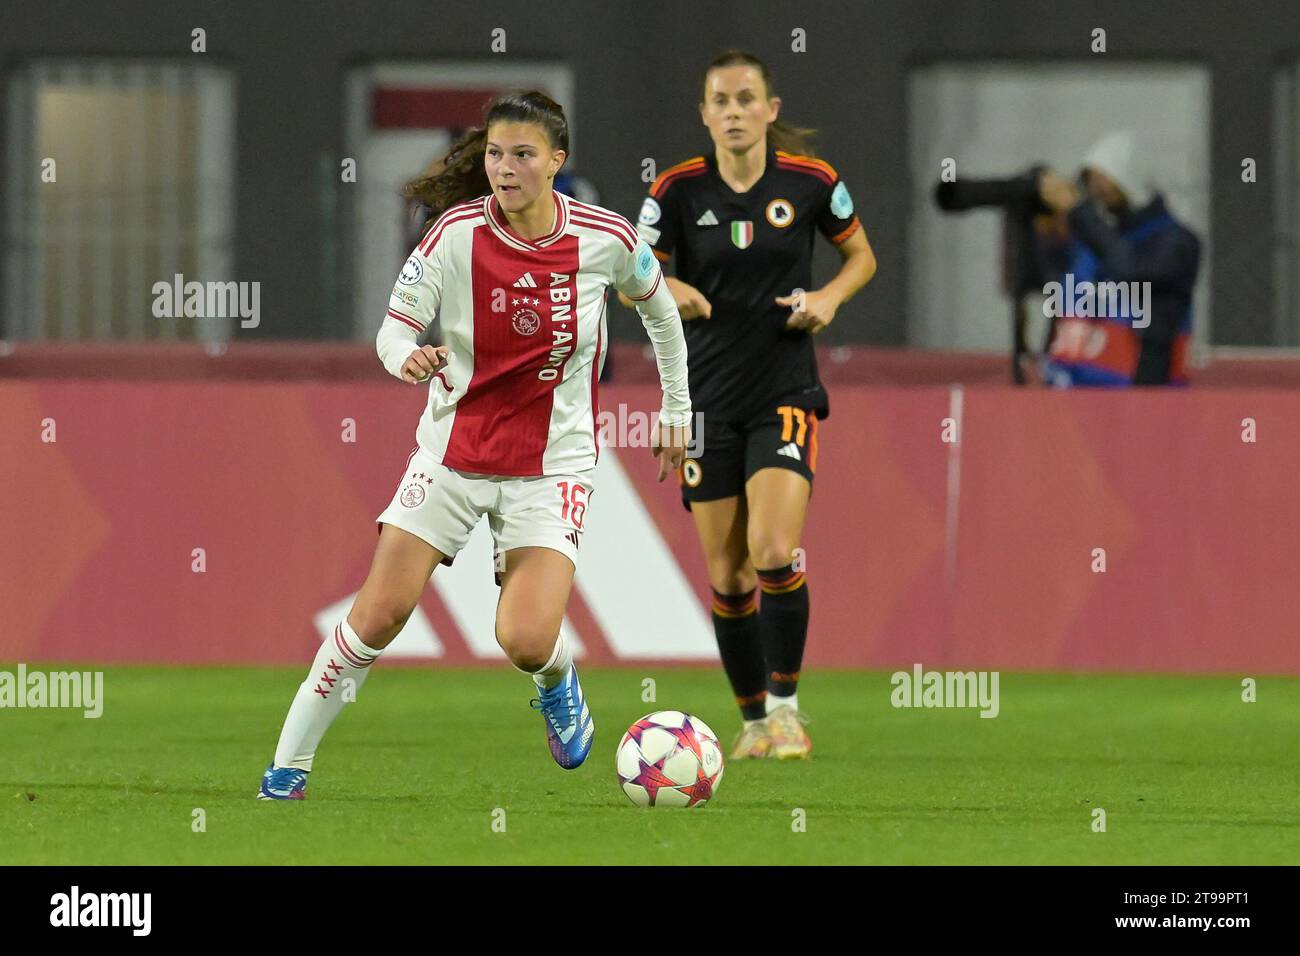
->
xmin=403 ymin=127 xmax=491 ymax=228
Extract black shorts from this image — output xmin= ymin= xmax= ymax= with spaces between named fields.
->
xmin=678 ymin=404 xmax=820 ymax=511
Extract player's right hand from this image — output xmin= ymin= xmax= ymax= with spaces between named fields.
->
xmin=651 ymin=422 xmax=692 ymax=483
xmin=676 ymin=285 xmax=712 ymax=321
xmin=401 ymin=345 xmax=451 ymax=384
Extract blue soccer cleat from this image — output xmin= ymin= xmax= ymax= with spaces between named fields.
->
xmin=256 ymin=762 xmax=309 ymax=800
xmin=530 ymin=665 xmax=595 ymax=769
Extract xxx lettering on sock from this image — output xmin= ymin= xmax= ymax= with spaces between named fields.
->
xmin=313 ymin=661 xmax=342 ymax=699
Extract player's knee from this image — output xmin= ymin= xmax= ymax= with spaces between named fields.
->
xmin=705 ymin=558 xmax=755 ymax=595
xmin=349 ymin=595 xmax=416 ymax=647
xmin=495 ymin=619 xmax=557 ymax=672
xmin=748 ymin=536 xmax=799 ymax=572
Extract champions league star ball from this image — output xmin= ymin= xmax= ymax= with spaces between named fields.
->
xmin=616 ymin=711 xmax=724 ymax=807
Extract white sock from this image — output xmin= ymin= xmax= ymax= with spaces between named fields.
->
xmin=273 ymin=618 xmax=381 ymax=771
xmin=520 ymin=630 xmax=572 ymax=690
xmin=766 ymin=691 xmax=798 ymax=715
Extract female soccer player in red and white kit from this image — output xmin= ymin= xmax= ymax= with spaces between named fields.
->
xmin=624 ymin=51 xmax=876 ymax=760
xmin=257 ymin=91 xmax=691 ymax=799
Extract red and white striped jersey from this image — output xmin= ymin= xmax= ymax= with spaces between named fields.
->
xmin=377 ymin=189 xmax=684 ymax=477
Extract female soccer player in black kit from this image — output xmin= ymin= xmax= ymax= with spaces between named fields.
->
xmin=623 ymin=50 xmax=876 ymax=759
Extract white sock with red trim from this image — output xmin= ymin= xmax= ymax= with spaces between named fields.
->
xmin=272 ymin=618 xmax=381 ymax=771
xmin=515 ymin=630 xmax=572 ymax=691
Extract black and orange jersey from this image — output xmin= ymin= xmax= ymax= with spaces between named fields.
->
xmin=635 ymin=144 xmax=861 ymax=422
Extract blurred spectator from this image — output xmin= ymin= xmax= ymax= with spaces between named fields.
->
xmin=1036 ymin=131 xmax=1201 ymax=386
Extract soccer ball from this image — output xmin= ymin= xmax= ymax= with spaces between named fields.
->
xmin=616 ymin=710 xmax=724 ymax=807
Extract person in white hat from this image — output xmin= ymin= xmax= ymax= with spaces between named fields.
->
xmin=1036 ymin=131 xmax=1200 ymax=386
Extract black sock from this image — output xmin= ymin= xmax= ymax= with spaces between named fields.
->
xmin=711 ymin=588 xmax=766 ymax=720
xmin=756 ymin=564 xmax=809 ymax=699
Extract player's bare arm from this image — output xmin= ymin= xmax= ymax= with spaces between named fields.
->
xmin=778 ymin=226 xmax=876 ymax=334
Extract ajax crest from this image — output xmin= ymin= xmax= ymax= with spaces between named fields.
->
xmin=512 ymin=308 xmax=541 ymax=335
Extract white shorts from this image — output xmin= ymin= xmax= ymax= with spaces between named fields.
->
xmin=376 ymin=445 xmax=595 ymax=573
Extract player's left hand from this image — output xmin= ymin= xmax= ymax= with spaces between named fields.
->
xmin=776 ymin=288 xmax=839 ymax=335
xmin=651 ymin=421 xmax=691 ymax=483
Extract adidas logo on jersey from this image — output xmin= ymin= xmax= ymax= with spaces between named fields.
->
xmin=776 ymin=442 xmax=802 ymax=461
xmin=696 ymin=210 xmax=719 ymax=226
xmin=513 ymin=271 xmax=538 ymax=288
xmin=564 ymin=530 xmax=580 ymax=550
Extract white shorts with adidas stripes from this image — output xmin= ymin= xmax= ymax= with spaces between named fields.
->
xmin=376 ymin=444 xmax=595 ymax=572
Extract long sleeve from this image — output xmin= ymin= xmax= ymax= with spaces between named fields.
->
xmin=376 ymin=235 xmax=444 ymax=380
xmin=376 ymin=314 xmax=421 ymax=380
xmin=615 ymin=238 xmax=691 ymax=427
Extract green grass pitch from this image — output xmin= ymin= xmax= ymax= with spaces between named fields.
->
xmin=3 ymin=665 xmax=1296 ymax=864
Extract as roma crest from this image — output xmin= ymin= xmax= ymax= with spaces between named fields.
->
xmin=765 ymin=198 xmax=794 ymax=228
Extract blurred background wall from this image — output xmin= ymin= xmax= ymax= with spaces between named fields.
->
xmin=1 ymin=0 xmax=1297 ymax=350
